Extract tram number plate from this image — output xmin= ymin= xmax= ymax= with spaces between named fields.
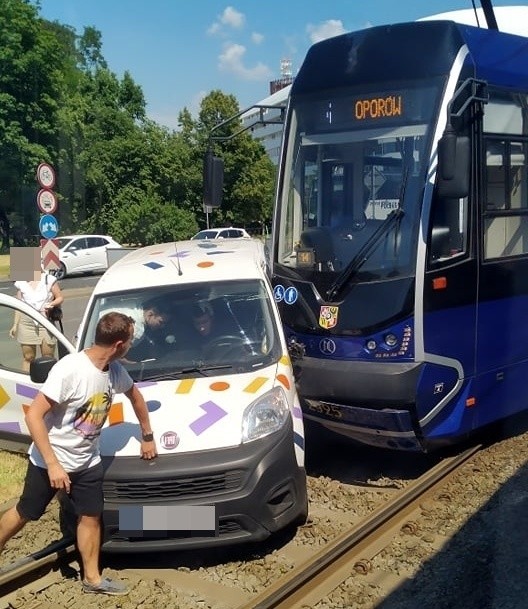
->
xmin=119 ymin=505 xmax=218 ymax=536
xmin=306 ymin=402 xmax=343 ymax=419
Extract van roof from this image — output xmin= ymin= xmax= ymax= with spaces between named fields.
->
xmin=93 ymin=238 xmax=268 ymax=295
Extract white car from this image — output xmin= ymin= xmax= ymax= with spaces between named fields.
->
xmin=54 ymin=234 xmax=121 ymax=279
xmin=191 ymin=227 xmax=251 ymax=240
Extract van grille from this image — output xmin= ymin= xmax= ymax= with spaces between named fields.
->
xmin=103 ymin=469 xmax=246 ymax=501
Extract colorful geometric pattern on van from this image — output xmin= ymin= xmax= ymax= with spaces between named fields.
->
xmin=293 ymin=431 xmax=304 ymax=450
xmin=0 ymin=384 xmax=9 ymax=409
xmin=16 ymin=384 xmax=38 ymax=399
xmin=143 ymin=261 xmax=164 ymax=270
xmin=189 ymin=401 xmax=228 ymax=435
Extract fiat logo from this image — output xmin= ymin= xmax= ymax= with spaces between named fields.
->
xmin=319 ymin=338 xmax=336 ymax=355
xmin=161 ymin=431 xmax=180 ymax=450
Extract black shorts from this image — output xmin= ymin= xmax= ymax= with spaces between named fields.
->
xmin=17 ymin=461 xmax=104 ymax=521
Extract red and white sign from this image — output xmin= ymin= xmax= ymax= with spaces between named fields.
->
xmin=37 ymin=188 xmax=58 ymax=214
xmin=36 ymin=163 xmax=56 ymax=189
xmin=40 ymin=238 xmax=60 ymax=271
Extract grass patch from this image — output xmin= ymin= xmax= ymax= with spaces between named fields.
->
xmin=0 ymin=254 xmax=9 ymax=279
xmin=0 ymin=451 xmax=27 ymax=501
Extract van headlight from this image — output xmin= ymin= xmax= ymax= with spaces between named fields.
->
xmin=242 ymin=387 xmax=289 ymax=442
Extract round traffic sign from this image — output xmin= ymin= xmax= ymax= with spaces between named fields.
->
xmin=36 ymin=163 xmax=55 ymax=189
xmin=37 ymin=188 xmax=57 ymax=214
xmin=39 ymin=214 xmax=59 ymax=239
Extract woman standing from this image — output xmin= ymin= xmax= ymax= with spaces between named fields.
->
xmin=9 ymin=271 xmax=64 ymax=372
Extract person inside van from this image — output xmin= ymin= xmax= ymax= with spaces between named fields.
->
xmin=125 ymin=299 xmax=171 ymax=362
xmin=189 ymin=301 xmax=231 ymax=346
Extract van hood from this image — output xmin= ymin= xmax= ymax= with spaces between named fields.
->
xmin=99 ymin=360 xmax=297 ymax=456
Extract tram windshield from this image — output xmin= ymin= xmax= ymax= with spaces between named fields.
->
xmin=276 ymin=81 xmax=441 ymax=283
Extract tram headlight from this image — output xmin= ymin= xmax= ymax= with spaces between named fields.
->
xmin=384 ymin=333 xmax=399 ymax=348
xmin=242 ymin=386 xmax=289 ymax=442
xmin=366 ymin=339 xmax=377 ymax=351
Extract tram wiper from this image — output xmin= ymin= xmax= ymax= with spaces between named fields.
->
xmin=326 ymin=208 xmax=404 ymax=301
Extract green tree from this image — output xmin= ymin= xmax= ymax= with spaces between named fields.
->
xmin=178 ymin=90 xmax=276 ymax=230
xmin=0 ymin=0 xmax=68 ymax=248
xmin=109 ymin=188 xmax=198 ymax=246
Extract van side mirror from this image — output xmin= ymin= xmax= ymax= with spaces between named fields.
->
xmin=203 ymin=151 xmax=224 ymax=209
xmin=437 ymin=130 xmax=470 ymax=199
xmin=30 ymin=356 xmax=56 ymax=384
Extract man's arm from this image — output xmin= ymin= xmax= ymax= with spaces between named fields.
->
xmin=25 ymin=392 xmax=71 ymax=492
xmin=124 ymin=384 xmax=157 ymax=460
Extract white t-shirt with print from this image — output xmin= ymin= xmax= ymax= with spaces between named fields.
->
xmin=29 ymin=351 xmax=133 ymax=472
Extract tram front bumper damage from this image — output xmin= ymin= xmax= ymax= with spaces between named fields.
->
xmin=299 ymin=357 xmax=425 ymax=450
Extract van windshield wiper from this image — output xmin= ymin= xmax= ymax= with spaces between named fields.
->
xmin=140 ymin=364 xmax=233 ymax=382
xmin=326 ymin=208 xmax=404 ymax=302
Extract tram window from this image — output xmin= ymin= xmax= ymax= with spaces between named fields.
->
xmin=483 ymin=92 xmax=525 ymax=135
xmin=484 ymin=138 xmax=528 ymax=259
xmin=428 ymin=194 xmax=468 ymax=264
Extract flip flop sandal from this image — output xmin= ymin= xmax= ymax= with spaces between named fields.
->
xmin=82 ymin=576 xmax=129 ymax=595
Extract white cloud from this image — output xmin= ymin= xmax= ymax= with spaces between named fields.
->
xmin=218 ymin=42 xmax=272 ymax=81
xmin=221 ymin=6 xmax=245 ymax=28
xmin=208 ymin=6 xmax=245 ymax=35
xmin=307 ymin=19 xmax=347 ymax=44
xmin=207 ymin=22 xmax=221 ymax=35
xmin=251 ymin=32 xmax=264 ymax=45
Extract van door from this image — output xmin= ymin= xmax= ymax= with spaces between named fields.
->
xmin=0 ymin=294 xmax=75 ymax=443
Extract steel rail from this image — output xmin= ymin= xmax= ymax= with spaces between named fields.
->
xmin=0 ymin=537 xmax=76 ymax=599
xmin=237 ymin=444 xmax=481 ymax=609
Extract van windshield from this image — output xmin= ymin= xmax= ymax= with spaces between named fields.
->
xmin=79 ymin=279 xmax=282 ymax=380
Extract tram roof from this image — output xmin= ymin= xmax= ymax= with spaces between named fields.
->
xmin=292 ymin=20 xmax=528 ymax=95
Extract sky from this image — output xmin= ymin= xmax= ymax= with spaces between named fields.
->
xmin=37 ymin=1 xmax=527 ymax=130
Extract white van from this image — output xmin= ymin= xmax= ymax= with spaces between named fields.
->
xmin=0 ymin=239 xmax=307 ymax=552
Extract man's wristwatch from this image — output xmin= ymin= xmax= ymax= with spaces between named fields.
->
xmin=142 ymin=432 xmax=154 ymax=442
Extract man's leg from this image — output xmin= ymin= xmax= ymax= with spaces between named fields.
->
xmin=1 ymin=462 xmax=55 ymax=554
xmin=70 ymin=463 xmax=129 ymax=595
xmin=0 ymin=506 xmax=28 ymax=552
xmin=76 ymin=514 xmax=101 ymax=584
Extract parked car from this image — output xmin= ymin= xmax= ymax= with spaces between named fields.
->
xmin=53 ymin=234 xmax=122 ymax=279
xmin=191 ymin=227 xmax=251 ymax=240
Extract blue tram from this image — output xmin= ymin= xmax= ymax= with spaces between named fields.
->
xmin=270 ymin=18 xmax=528 ymax=451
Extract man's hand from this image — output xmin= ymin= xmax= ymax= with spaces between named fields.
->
xmin=140 ymin=439 xmax=157 ymax=460
xmin=47 ymin=462 xmax=71 ymax=493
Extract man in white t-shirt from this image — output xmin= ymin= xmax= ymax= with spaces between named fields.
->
xmin=0 ymin=312 xmax=157 ymax=596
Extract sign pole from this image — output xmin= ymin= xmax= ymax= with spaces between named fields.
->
xmin=36 ymin=163 xmax=60 ymax=273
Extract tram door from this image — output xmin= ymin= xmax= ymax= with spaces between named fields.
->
xmin=424 ymin=187 xmax=478 ymax=430
xmin=474 ymin=136 xmax=528 ymax=426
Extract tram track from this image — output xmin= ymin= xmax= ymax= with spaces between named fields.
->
xmin=234 ymin=444 xmax=481 ymax=609
xmin=0 ymin=442 xmax=482 ymax=608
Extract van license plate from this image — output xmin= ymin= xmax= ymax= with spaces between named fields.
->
xmin=119 ymin=505 xmax=218 ymax=535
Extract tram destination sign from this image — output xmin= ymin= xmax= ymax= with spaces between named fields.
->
xmin=303 ymin=85 xmax=438 ymax=132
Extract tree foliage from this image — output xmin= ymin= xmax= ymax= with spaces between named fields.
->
xmin=0 ymin=0 xmax=276 ymax=251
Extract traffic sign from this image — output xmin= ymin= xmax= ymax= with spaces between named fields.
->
xmin=40 ymin=238 xmax=60 ymax=270
xmin=37 ymin=188 xmax=58 ymax=214
xmin=39 ymin=214 xmax=59 ymax=239
xmin=36 ymin=163 xmax=56 ymax=189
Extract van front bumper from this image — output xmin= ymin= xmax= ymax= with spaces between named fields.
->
xmin=97 ymin=419 xmax=307 ymax=553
